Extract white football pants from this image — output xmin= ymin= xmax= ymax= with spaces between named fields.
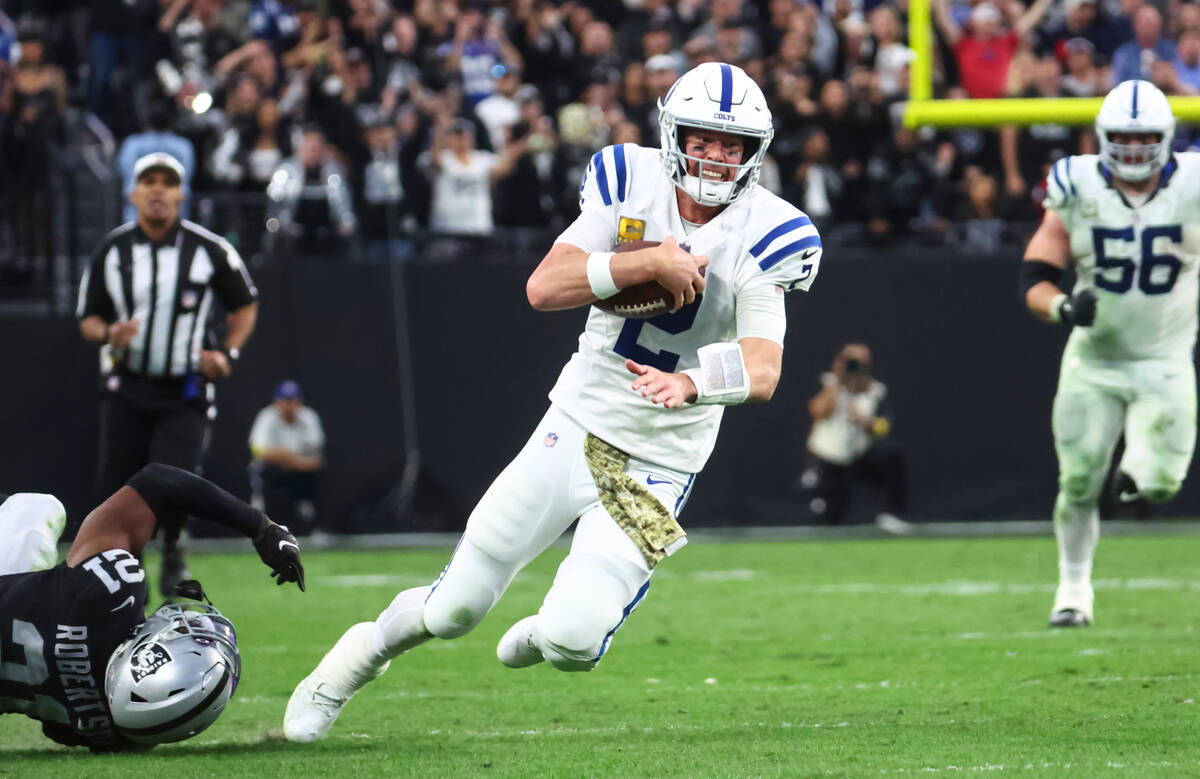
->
xmin=409 ymin=405 xmax=695 ymax=669
xmin=1053 ymin=350 xmax=1196 ymax=507
xmin=0 ymin=493 xmax=67 ymax=576
xmin=1051 ymin=347 xmax=1196 ymax=585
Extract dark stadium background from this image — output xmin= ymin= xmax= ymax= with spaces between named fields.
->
xmin=3 ymin=0 xmax=1199 ymax=531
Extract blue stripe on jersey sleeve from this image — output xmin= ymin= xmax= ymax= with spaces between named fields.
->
xmin=1051 ymin=160 xmax=1067 ymax=200
xmin=592 ymin=150 xmax=612 ymax=206
xmin=614 ymin=144 xmax=627 ymax=203
xmin=749 ymin=216 xmax=814 ymax=257
xmin=1065 ymin=156 xmax=1076 ymax=195
xmin=758 ymin=234 xmax=822 ymax=271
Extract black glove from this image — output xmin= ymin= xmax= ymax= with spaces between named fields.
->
xmin=252 ymin=522 xmax=306 ymax=591
xmin=1058 ymin=288 xmax=1097 ymax=327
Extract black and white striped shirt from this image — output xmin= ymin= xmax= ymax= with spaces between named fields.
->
xmin=77 ymin=220 xmax=258 ymax=378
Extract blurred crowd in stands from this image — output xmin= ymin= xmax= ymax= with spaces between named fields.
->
xmin=0 ymin=0 xmax=1197 ymax=270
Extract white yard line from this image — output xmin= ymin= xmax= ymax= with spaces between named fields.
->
xmin=875 ymin=760 xmax=1193 ymax=774
xmin=786 ymin=577 xmax=1200 ymax=596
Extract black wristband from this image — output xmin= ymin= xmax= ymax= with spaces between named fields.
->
xmin=127 ymin=464 xmax=268 ymax=539
xmin=1019 ymin=260 xmax=1064 ymax=299
xmin=221 ymin=346 xmax=240 ymax=362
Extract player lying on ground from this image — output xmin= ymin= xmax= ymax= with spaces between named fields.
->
xmin=1020 ymin=79 xmax=1198 ymax=628
xmin=284 ymin=61 xmax=822 ymax=743
xmin=0 ymin=463 xmax=304 ymax=751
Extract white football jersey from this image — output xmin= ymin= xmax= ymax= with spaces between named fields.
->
xmin=548 ymin=143 xmax=822 ymax=473
xmin=1044 ymin=152 xmax=1200 ymax=362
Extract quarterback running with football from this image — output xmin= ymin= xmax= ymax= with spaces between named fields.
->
xmin=285 ymin=62 xmax=823 ymax=742
xmin=0 ymin=464 xmax=304 ymax=751
xmin=1021 ymin=80 xmax=1199 ymax=628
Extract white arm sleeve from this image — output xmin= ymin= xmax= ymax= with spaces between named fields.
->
xmin=735 ymin=281 xmax=788 ymax=345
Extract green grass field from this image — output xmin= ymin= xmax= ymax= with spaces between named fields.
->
xmin=3 ymin=534 xmax=1200 ymax=777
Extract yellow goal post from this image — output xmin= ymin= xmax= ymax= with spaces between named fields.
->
xmin=902 ymin=0 xmax=1200 ymax=127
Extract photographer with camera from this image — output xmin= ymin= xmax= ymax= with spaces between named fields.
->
xmin=798 ymin=344 xmax=911 ymax=533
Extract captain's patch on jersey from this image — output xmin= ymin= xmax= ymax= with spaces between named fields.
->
xmin=617 ymin=217 xmax=646 ymax=243
xmin=130 ymin=642 xmax=171 ymax=682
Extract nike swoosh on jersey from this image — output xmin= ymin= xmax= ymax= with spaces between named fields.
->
xmin=279 ymin=540 xmax=300 ymax=552
xmin=800 ymin=248 xmax=818 ymax=259
xmin=646 ymin=476 xmax=671 ymax=486
xmin=110 ymin=595 xmax=135 ymax=612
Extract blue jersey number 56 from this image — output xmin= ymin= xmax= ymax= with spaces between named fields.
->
xmin=1092 ymin=225 xmax=1183 ymax=295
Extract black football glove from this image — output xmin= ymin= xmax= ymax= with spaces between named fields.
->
xmin=252 ymin=521 xmax=306 ymax=591
xmin=1058 ymin=288 xmax=1097 ymax=327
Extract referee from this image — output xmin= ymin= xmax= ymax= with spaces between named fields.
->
xmin=77 ymin=152 xmax=259 ymax=595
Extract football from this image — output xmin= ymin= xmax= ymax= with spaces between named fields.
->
xmin=593 ymin=240 xmax=676 ymax=320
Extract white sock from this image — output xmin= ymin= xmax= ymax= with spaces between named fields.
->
xmin=375 ymin=586 xmax=435 ymax=658
xmin=1053 ymin=493 xmax=1098 ymax=589
xmin=312 ymin=586 xmax=437 ymax=698
xmin=497 ymin=615 xmax=545 ymax=668
xmin=314 ymin=622 xmax=392 ymax=697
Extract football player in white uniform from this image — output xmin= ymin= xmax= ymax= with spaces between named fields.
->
xmin=1021 ymin=80 xmax=1199 ymax=628
xmin=284 ymin=62 xmax=823 ymax=742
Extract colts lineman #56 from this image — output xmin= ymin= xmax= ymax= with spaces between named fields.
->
xmin=284 ymin=62 xmax=823 ymax=742
xmin=1021 ymin=79 xmax=1200 ymax=628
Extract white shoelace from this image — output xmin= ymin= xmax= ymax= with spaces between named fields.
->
xmin=308 ymin=682 xmax=349 ymax=714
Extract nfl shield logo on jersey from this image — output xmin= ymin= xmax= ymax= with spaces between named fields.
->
xmin=543 ymin=432 xmax=559 ymax=447
xmin=130 ymin=642 xmax=172 ymax=682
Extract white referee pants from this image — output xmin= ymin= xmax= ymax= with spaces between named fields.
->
xmin=419 ymin=404 xmax=695 ymax=669
xmin=0 ymin=494 xmax=66 ymax=576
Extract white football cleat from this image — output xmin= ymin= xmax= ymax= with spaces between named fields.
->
xmin=284 ymin=622 xmax=392 ymax=743
xmin=497 ymin=616 xmax=545 ymax=668
xmin=1049 ymin=582 xmax=1094 ymax=628
xmin=284 ymin=671 xmax=356 ymax=743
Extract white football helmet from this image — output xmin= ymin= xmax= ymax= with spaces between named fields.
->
xmin=105 ymin=601 xmax=241 ymax=744
xmin=658 ymin=62 xmax=774 ymax=206
xmin=1095 ymin=79 xmax=1175 ymax=182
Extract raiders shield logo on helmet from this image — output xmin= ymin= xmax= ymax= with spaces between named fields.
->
xmin=130 ymin=642 xmax=172 ymax=682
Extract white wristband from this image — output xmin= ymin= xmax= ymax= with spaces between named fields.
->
xmin=1048 ymin=292 xmax=1067 ymax=323
xmin=683 ymin=343 xmax=751 ymax=406
xmin=586 ymin=251 xmax=619 ymax=300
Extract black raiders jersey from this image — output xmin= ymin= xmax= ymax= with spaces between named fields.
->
xmin=0 ymin=550 xmax=148 ymax=752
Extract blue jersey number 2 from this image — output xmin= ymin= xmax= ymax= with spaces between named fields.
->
xmin=612 ymin=296 xmax=703 ymax=372
xmin=1092 ymin=225 xmax=1183 ymax=296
